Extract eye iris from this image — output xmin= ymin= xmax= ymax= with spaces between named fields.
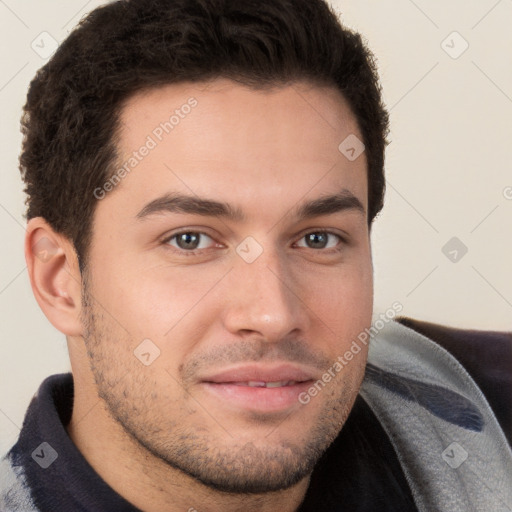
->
xmin=177 ymin=232 xmax=200 ymax=250
xmin=306 ymin=232 xmax=328 ymax=249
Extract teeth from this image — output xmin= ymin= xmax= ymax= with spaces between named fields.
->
xmin=265 ymin=381 xmax=288 ymax=388
xmin=247 ymin=381 xmax=267 ymax=387
xmin=245 ymin=380 xmax=296 ymax=388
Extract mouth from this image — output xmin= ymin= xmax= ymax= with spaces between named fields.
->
xmin=199 ymin=364 xmax=317 ymax=413
xmin=229 ymin=380 xmax=301 ymax=388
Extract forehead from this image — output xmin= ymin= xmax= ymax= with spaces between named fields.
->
xmin=103 ymin=78 xmax=367 ymax=223
xmin=118 ymin=78 xmax=362 ymax=159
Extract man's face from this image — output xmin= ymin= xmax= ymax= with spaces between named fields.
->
xmin=81 ymin=79 xmax=373 ymax=493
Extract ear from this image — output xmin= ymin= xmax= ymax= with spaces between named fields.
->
xmin=25 ymin=218 xmax=83 ymax=336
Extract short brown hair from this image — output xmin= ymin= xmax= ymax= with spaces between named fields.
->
xmin=20 ymin=0 xmax=389 ymax=270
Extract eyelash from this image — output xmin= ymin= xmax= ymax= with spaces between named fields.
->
xmin=161 ymin=230 xmax=346 ymax=257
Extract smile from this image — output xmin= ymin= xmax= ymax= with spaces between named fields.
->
xmin=198 ymin=364 xmax=318 ymax=413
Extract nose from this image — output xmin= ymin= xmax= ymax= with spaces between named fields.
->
xmin=221 ymin=245 xmax=309 ymax=343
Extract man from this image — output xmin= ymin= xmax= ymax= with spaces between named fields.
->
xmin=1 ymin=0 xmax=511 ymax=510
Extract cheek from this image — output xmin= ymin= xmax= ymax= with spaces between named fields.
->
xmin=298 ymin=257 xmax=373 ymax=353
xmin=91 ymin=252 xmax=171 ymax=311
xmin=90 ymin=262 xmax=224 ymax=357
xmin=300 ymin=257 xmax=372 ymax=311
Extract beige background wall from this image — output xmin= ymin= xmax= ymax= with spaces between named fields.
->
xmin=1 ymin=0 xmax=511 ymax=454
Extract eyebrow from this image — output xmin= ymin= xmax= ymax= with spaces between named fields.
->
xmin=135 ymin=189 xmax=365 ymax=222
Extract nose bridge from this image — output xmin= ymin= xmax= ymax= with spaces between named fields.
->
xmin=223 ymin=243 xmax=306 ymax=341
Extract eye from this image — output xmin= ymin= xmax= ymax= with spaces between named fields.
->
xmin=295 ymin=231 xmax=342 ymax=250
xmin=164 ymin=231 xmax=217 ymax=252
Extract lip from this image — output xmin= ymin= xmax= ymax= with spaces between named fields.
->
xmin=201 ymin=363 xmax=317 ymax=384
xmin=199 ymin=363 xmax=318 ymax=413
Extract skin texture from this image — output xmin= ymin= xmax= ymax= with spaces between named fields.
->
xmin=26 ymin=79 xmax=373 ymax=512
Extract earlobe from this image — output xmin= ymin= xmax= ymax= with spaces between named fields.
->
xmin=25 ymin=218 xmax=83 ymax=336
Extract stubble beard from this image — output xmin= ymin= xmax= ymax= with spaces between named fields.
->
xmin=79 ymin=279 xmax=361 ymax=494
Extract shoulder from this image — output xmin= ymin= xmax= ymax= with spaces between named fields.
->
xmin=396 ymin=316 xmax=512 ymax=444
xmin=0 ymin=451 xmax=39 ymax=511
